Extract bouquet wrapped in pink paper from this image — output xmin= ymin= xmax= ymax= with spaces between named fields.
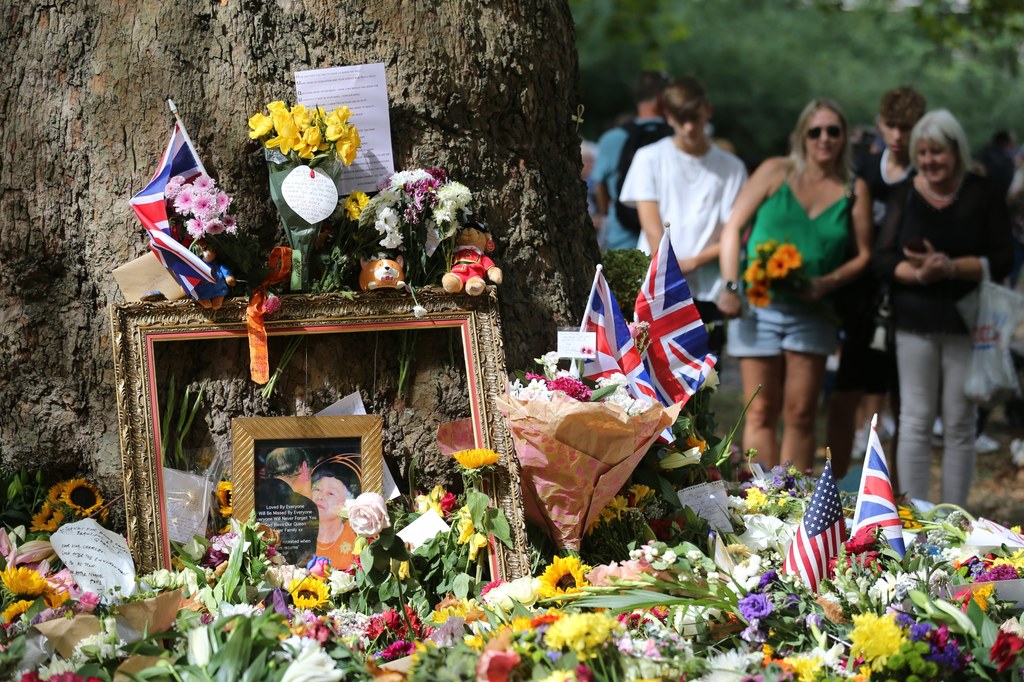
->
xmin=498 ymin=357 xmax=678 ymax=551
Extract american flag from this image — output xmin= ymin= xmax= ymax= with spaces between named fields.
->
xmin=129 ymin=122 xmax=214 ymax=297
xmin=580 ymin=267 xmax=661 ymax=406
xmin=634 ymin=232 xmax=717 ymax=407
xmin=852 ymin=416 xmax=906 ymax=557
xmin=782 ymin=460 xmax=845 ymax=592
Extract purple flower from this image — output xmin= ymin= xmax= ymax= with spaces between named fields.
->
xmin=894 ymin=613 xmax=916 ymax=628
xmin=927 ymin=639 xmax=965 ymax=670
xmin=270 ymin=587 xmax=291 ymax=617
xmin=738 ymin=592 xmax=773 ymax=621
xmin=426 ymin=168 xmax=447 ymax=183
xmin=545 ymin=650 xmax=562 ymax=662
xmin=805 ymin=613 xmax=822 ymax=629
xmin=757 ymin=570 xmax=778 ymax=591
xmin=740 ymin=621 xmax=766 ymax=643
xmin=977 ymin=564 xmax=1020 ymax=582
xmin=909 ymin=622 xmax=932 ymax=641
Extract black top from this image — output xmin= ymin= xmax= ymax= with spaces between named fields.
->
xmin=874 ymin=172 xmax=1014 ymax=335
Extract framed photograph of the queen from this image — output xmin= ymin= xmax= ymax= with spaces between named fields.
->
xmin=231 ymin=415 xmax=383 ymax=568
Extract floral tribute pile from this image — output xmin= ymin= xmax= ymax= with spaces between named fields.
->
xmin=6 ymin=379 xmax=1024 ymax=682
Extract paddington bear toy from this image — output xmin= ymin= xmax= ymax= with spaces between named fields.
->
xmin=193 ymin=241 xmax=236 ymax=310
xmin=441 ymin=222 xmax=502 ymax=296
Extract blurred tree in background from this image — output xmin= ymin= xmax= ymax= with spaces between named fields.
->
xmin=572 ymin=0 xmax=1024 ymax=164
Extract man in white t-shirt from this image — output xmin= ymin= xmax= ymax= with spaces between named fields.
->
xmin=619 ymin=76 xmax=747 ymax=354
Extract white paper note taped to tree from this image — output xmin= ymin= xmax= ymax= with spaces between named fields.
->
xmin=50 ymin=519 xmax=136 ymax=598
xmin=677 ymin=480 xmax=734 ymax=533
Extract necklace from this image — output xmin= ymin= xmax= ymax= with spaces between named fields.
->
xmin=919 ymin=178 xmax=960 ymax=203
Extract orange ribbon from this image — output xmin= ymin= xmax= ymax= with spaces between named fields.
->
xmin=247 ymin=247 xmax=292 ymax=384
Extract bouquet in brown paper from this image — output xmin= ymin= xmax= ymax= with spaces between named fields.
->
xmin=498 ymin=359 xmax=678 ymax=552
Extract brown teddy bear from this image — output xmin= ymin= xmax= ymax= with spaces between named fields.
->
xmin=441 ymin=222 xmax=502 ymax=296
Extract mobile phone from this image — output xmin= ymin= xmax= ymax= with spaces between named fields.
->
xmin=905 ymin=238 xmax=927 ymax=253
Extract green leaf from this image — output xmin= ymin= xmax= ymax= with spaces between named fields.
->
xmin=484 ymin=508 xmax=513 ymax=547
xmin=452 ymin=572 xmax=471 ymax=599
xmin=466 ymin=490 xmax=489 ymax=527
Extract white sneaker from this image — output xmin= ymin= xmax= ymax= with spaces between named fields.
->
xmin=975 ymin=433 xmax=1000 ymax=454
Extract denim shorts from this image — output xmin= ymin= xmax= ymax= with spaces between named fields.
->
xmin=727 ymin=302 xmax=838 ymax=357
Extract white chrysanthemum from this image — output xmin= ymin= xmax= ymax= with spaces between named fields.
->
xmin=867 ymin=572 xmax=899 ymax=605
xmin=215 ymin=602 xmax=262 ymax=619
xmin=388 ymin=169 xmax=432 ymax=187
xmin=729 ymin=553 xmax=763 ymax=592
xmin=374 ymin=206 xmax=399 ymax=234
xmin=697 ymin=649 xmax=763 ymax=682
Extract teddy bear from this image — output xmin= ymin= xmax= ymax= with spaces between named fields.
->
xmin=359 ymin=255 xmax=406 ymax=291
xmin=441 ymin=222 xmax=502 ymax=296
xmin=193 ymin=241 xmax=236 ymax=310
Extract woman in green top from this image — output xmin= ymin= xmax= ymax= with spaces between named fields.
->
xmin=717 ymin=99 xmax=873 ymax=472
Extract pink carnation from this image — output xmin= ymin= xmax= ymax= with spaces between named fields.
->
xmin=546 ymin=375 xmax=592 ymax=402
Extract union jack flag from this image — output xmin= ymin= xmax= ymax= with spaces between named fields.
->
xmin=634 ymin=232 xmax=717 ymax=406
xmin=782 ymin=460 xmax=845 ymax=592
xmin=129 ymin=122 xmax=214 ymax=297
xmin=579 ymin=267 xmax=661 ymax=406
xmin=851 ymin=415 xmax=906 ymax=557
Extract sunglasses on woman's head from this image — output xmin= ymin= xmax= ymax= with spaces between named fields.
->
xmin=807 ymin=125 xmax=842 ymax=139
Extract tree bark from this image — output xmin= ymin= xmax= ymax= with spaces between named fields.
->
xmin=0 ymin=2 xmax=597 ymax=498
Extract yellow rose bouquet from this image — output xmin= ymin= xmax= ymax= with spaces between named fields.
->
xmin=742 ymin=240 xmax=807 ymax=307
xmin=248 ymin=102 xmax=362 ymax=292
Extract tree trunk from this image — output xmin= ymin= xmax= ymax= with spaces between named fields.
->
xmin=0 ymin=1 xmax=597 ymax=503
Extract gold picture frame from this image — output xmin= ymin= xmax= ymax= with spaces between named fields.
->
xmin=231 ymin=415 xmax=383 ymax=568
xmin=109 ymin=288 xmax=527 ymax=577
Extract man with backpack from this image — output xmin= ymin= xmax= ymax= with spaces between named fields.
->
xmin=593 ymin=71 xmax=674 ymax=251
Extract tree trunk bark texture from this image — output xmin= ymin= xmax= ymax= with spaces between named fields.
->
xmin=0 ymin=1 xmax=597 ymax=501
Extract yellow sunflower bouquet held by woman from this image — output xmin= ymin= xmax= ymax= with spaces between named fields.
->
xmin=743 ymin=240 xmax=808 ymax=307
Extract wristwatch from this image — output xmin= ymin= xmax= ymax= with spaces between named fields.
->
xmin=723 ymin=280 xmax=740 ymax=294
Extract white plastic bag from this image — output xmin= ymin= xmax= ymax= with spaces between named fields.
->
xmin=957 ymin=271 xmax=1024 ymax=404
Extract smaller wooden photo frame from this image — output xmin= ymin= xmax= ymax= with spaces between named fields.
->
xmin=231 ymin=415 xmax=383 ymax=569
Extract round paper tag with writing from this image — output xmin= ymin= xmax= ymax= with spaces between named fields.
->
xmin=280 ymin=165 xmax=339 ymax=224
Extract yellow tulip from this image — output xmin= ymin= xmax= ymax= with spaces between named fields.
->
xmin=248 ymin=113 xmax=274 ymax=139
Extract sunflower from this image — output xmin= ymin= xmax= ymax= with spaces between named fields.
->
xmin=44 ymin=588 xmax=70 ymax=609
xmin=216 ymin=481 xmax=233 ymax=517
xmin=537 ymin=555 xmax=590 ymax=599
xmin=30 ymin=503 xmax=65 ymax=533
xmin=1 ymin=566 xmax=49 ymax=598
xmin=58 ymin=478 xmax=104 ymax=516
xmin=287 ymin=576 xmax=330 ymax=610
xmin=452 ymin=448 xmax=500 ymax=470
xmin=45 ymin=483 xmax=62 ymax=505
xmin=1 ymin=599 xmax=34 ymax=624
xmin=746 ymin=283 xmax=771 ymax=308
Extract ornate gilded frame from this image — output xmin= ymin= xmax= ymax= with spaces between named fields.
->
xmin=109 ymin=288 xmax=527 ymax=577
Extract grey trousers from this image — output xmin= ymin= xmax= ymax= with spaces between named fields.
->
xmin=894 ymin=330 xmax=975 ymax=507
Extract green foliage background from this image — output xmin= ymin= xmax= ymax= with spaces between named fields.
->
xmin=572 ymin=0 xmax=1024 ymax=162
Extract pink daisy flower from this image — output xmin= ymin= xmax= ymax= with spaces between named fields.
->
xmin=192 ymin=174 xmax=216 ymax=192
xmin=173 ymin=187 xmax=195 ymax=215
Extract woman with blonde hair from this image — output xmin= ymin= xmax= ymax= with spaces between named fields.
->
xmin=718 ymin=99 xmax=873 ymax=471
xmin=874 ymin=109 xmax=1013 ymax=506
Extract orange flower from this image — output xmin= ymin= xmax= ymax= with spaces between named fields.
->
xmin=743 ymin=262 xmax=766 ymax=284
xmin=746 ymin=283 xmax=771 ymax=307
xmin=766 ymin=254 xmax=790 ymax=279
xmin=774 ymin=243 xmax=803 ymax=269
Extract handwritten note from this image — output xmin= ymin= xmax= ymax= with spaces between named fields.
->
xmin=557 ymin=331 xmax=597 ymax=360
xmin=677 ymin=481 xmax=734 ymax=533
xmin=51 ymin=519 xmax=136 ymax=598
xmin=280 ymin=166 xmax=339 ymax=224
xmin=317 ymin=392 xmax=399 ymax=499
xmin=295 ymin=63 xmax=395 ymax=194
xmin=397 ymin=509 xmax=451 ymax=550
